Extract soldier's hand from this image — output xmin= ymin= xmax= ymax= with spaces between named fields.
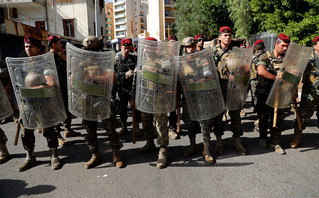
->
xmin=125 ymin=70 xmax=134 ymax=79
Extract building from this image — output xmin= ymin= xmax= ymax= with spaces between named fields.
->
xmin=0 ymin=0 xmax=106 ymax=59
xmin=113 ymin=0 xmax=148 ymax=39
xmin=147 ymin=0 xmax=176 ymax=41
xmin=105 ymin=2 xmax=114 ymax=41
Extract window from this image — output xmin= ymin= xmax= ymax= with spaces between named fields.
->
xmin=35 ymin=21 xmax=46 ymax=30
xmin=107 ymin=36 xmax=112 ymax=40
xmin=12 ymin=8 xmax=17 ymax=18
xmin=108 ymin=24 xmax=112 ymax=28
xmin=63 ymin=19 xmax=74 ymax=37
xmin=107 ymin=18 xmax=112 ymax=22
xmin=165 ymin=0 xmax=170 ymax=5
xmin=165 ymin=10 xmax=170 ymax=17
xmin=108 ymin=30 xmax=112 ymax=34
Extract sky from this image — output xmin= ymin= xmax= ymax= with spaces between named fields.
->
xmin=105 ymin=0 xmax=113 ymax=2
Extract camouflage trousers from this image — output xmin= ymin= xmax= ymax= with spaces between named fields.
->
xmin=82 ymin=115 xmax=120 ymax=154
xmin=215 ymin=79 xmax=243 ymax=137
xmin=250 ymin=79 xmax=258 ymax=109
xmin=0 ymin=127 xmax=7 ymax=144
xmin=141 ymin=112 xmax=168 ymax=148
xmin=212 ymin=110 xmax=243 ymax=138
xmin=256 ymin=92 xmax=283 ymax=145
xmin=20 ymin=124 xmax=58 ymax=151
xmin=182 ymin=104 xmax=211 ymax=143
xmin=294 ymin=95 xmax=319 ymax=133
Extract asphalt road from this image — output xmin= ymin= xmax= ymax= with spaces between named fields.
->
xmin=1 ymin=96 xmax=319 ymax=198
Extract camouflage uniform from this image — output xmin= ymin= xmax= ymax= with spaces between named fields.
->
xmin=212 ymin=44 xmax=243 ymax=138
xmin=250 ymin=49 xmax=266 ymax=109
xmin=256 ymin=51 xmax=285 ymax=145
xmin=294 ymin=52 xmax=319 ymax=133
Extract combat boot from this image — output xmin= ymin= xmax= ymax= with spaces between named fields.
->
xmin=85 ymin=153 xmax=101 ymax=169
xmin=269 ymin=144 xmax=285 ymax=155
xmin=17 ymin=149 xmax=36 ymax=172
xmin=233 ymin=137 xmax=247 ymax=155
xmin=0 ymin=143 xmax=9 ymax=164
xmin=64 ymin=128 xmax=81 ymax=138
xmin=290 ymin=131 xmax=301 ymax=148
xmin=135 ymin=123 xmax=143 ymax=137
xmin=240 ymin=109 xmax=247 ymax=117
xmin=317 ymin=139 xmax=319 ymax=147
xmin=157 ymin=147 xmax=167 ymax=169
xmin=50 ymin=148 xmax=61 ymax=170
xmin=254 ymin=119 xmax=259 ymax=132
xmin=215 ymin=136 xmax=223 ymax=155
xmin=138 ymin=140 xmax=156 ymax=153
xmin=113 ymin=150 xmax=124 ymax=168
xmin=118 ymin=122 xmax=128 ymax=136
xmin=183 ymin=138 xmax=197 ymax=157
xmin=202 ymin=142 xmax=214 ymax=164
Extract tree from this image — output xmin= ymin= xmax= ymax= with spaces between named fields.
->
xmin=174 ymin=0 xmax=232 ymax=41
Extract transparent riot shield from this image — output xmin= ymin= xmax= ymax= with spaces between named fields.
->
xmin=66 ymin=43 xmax=114 ymax=121
xmin=6 ymin=52 xmax=66 ymax=129
xmin=0 ymin=82 xmax=13 ymax=120
xmin=266 ymin=42 xmax=313 ymax=109
xmin=135 ymin=39 xmax=180 ymax=114
xmin=225 ymin=47 xmax=253 ymax=110
xmin=176 ymin=48 xmax=225 ymax=121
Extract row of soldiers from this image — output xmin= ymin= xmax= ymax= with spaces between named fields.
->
xmin=0 ymin=26 xmax=318 ymax=171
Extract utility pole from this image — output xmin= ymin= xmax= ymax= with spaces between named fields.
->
xmin=95 ymin=0 xmax=99 ymax=38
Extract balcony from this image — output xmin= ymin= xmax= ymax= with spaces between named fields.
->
xmin=114 ymin=0 xmax=125 ymax=6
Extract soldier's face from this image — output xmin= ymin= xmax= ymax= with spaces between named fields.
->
xmin=275 ymin=41 xmax=289 ymax=55
xmin=185 ymin=45 xmax=195 ymax=54
xmin=314 ymin=42 xmax=319 ymax=54
xmin=54 ymin=40 xmax=63 ymax=53
xmin=219 ymin=33 xmax=232 ymax=46
xmin=121 ymin=45 xmax=131 ymax=58
xmin=25 ymin=43 xmax=41 ymax=57
xmin=196 ymin=39 xmax=204 ymax=48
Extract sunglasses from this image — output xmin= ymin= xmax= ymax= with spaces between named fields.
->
xmin=197 ymin=39 xmax=204 ymax=42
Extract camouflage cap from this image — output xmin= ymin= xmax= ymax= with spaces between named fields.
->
xmin=182 ymin=37 xmax=195 ymax=46
xmin=82 ymin=36 xmax=101 ymax=49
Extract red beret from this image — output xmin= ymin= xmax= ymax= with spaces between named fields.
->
xmin=168 ymin=35 xmax=178 ymax=41
xmin=219 ymin=26 xmax=232 ymax=34
xmin=121 ymin=38 xmax=132 ymax=46
xmin=254 ymin=39 xmax=264 ymax=47
xmin=47 ymin=35 xmax=61 ymax=42
xmin=278 ymin=33 xmax=290 ymax=43
xmin=145 ymin=37 xmax=157 ymax=41
xmin=313 ymin=36 xmax=319 ymax=44
xmin=24 ymin=36 xmax=43 ymax=48
xmin=195 ymin=34 xmax=204 ymax=40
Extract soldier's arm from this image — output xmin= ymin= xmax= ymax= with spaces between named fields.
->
xmin=257 ymin=65 xmax=276 ymax=80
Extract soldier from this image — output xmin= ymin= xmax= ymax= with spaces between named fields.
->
xmin=255 ymin=33 xmax=290 ymax=154
xmin=11 ymin=36 xmax=62 ymax=171
xmin=47 ymin=35 xmax=81 ymax=142
xmin=135 ymin=37 xmax=179 ymax=168
xmin=167 ymin=35 xmax=179 ymax=140
xmin=290 ymin=36 xmax=319 ymax=148
xmin=114 ymin=38 xmax=141 ymax=136
xmin=195 ymin=34 xmax=205 ymax=52
xmin=178 ymin=36 xmax=217 ymax=163
xmin=69 ymin=36 xmax=124 ymax=168
xmin=250 ymin=39 xmax=266 ymax=132
xmin=211 ymin=26 xmax=247 ymax=155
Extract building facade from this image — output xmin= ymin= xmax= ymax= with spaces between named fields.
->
xmin=105 ymin=2 xmax=114 ymax=41
xmin=147 ymin=0 xmax=176 ymax=41
xmin=113 ymin=0 xmax=148 ymax=39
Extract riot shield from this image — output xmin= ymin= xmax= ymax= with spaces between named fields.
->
xmin=225 ymin=47 xmax=253 ymax=110
xmin=6 ymin=52 xmax=66 ymax=129
xmin=175 ymin=48 xmax=225 ymax=121
xmin=266 ymin=42 xmax=313 ymax=109
xmin=135 ymin=39 xmax=180 ymax=114
xmin=0 ymin=82 xmax=13 ymax=120
xmin=66 ymin=43 xmax=114 ymax=121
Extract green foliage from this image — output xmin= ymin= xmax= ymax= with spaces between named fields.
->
xmin=174 ymin=0 xmax=232 ymax=41
xmin=173 ymin=0 xmax=319 ymax=45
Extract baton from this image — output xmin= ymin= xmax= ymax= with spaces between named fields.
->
xmin=273 ymin=108 xmax=278 ymax=128
xmin=14 ymin=122 xmax=20 ymax=146
xmin=294 ymin=100 xmax=302 ymax=131
xmin=130 ymin=98 xmax=136 ymax=144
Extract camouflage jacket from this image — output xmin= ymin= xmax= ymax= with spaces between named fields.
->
xmin=250 ymin=50 xmax=267 ymax=80
xmin=301 ymin=51 xmax=319 ymax=100
xmin=211 ymin=44 xmax=233 ymax=80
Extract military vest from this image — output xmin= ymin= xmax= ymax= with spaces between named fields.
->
xmin=212 ymin=44 xmax=233 ymax=80
xmin=250 ymin=50 xmax=265 ymax=80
